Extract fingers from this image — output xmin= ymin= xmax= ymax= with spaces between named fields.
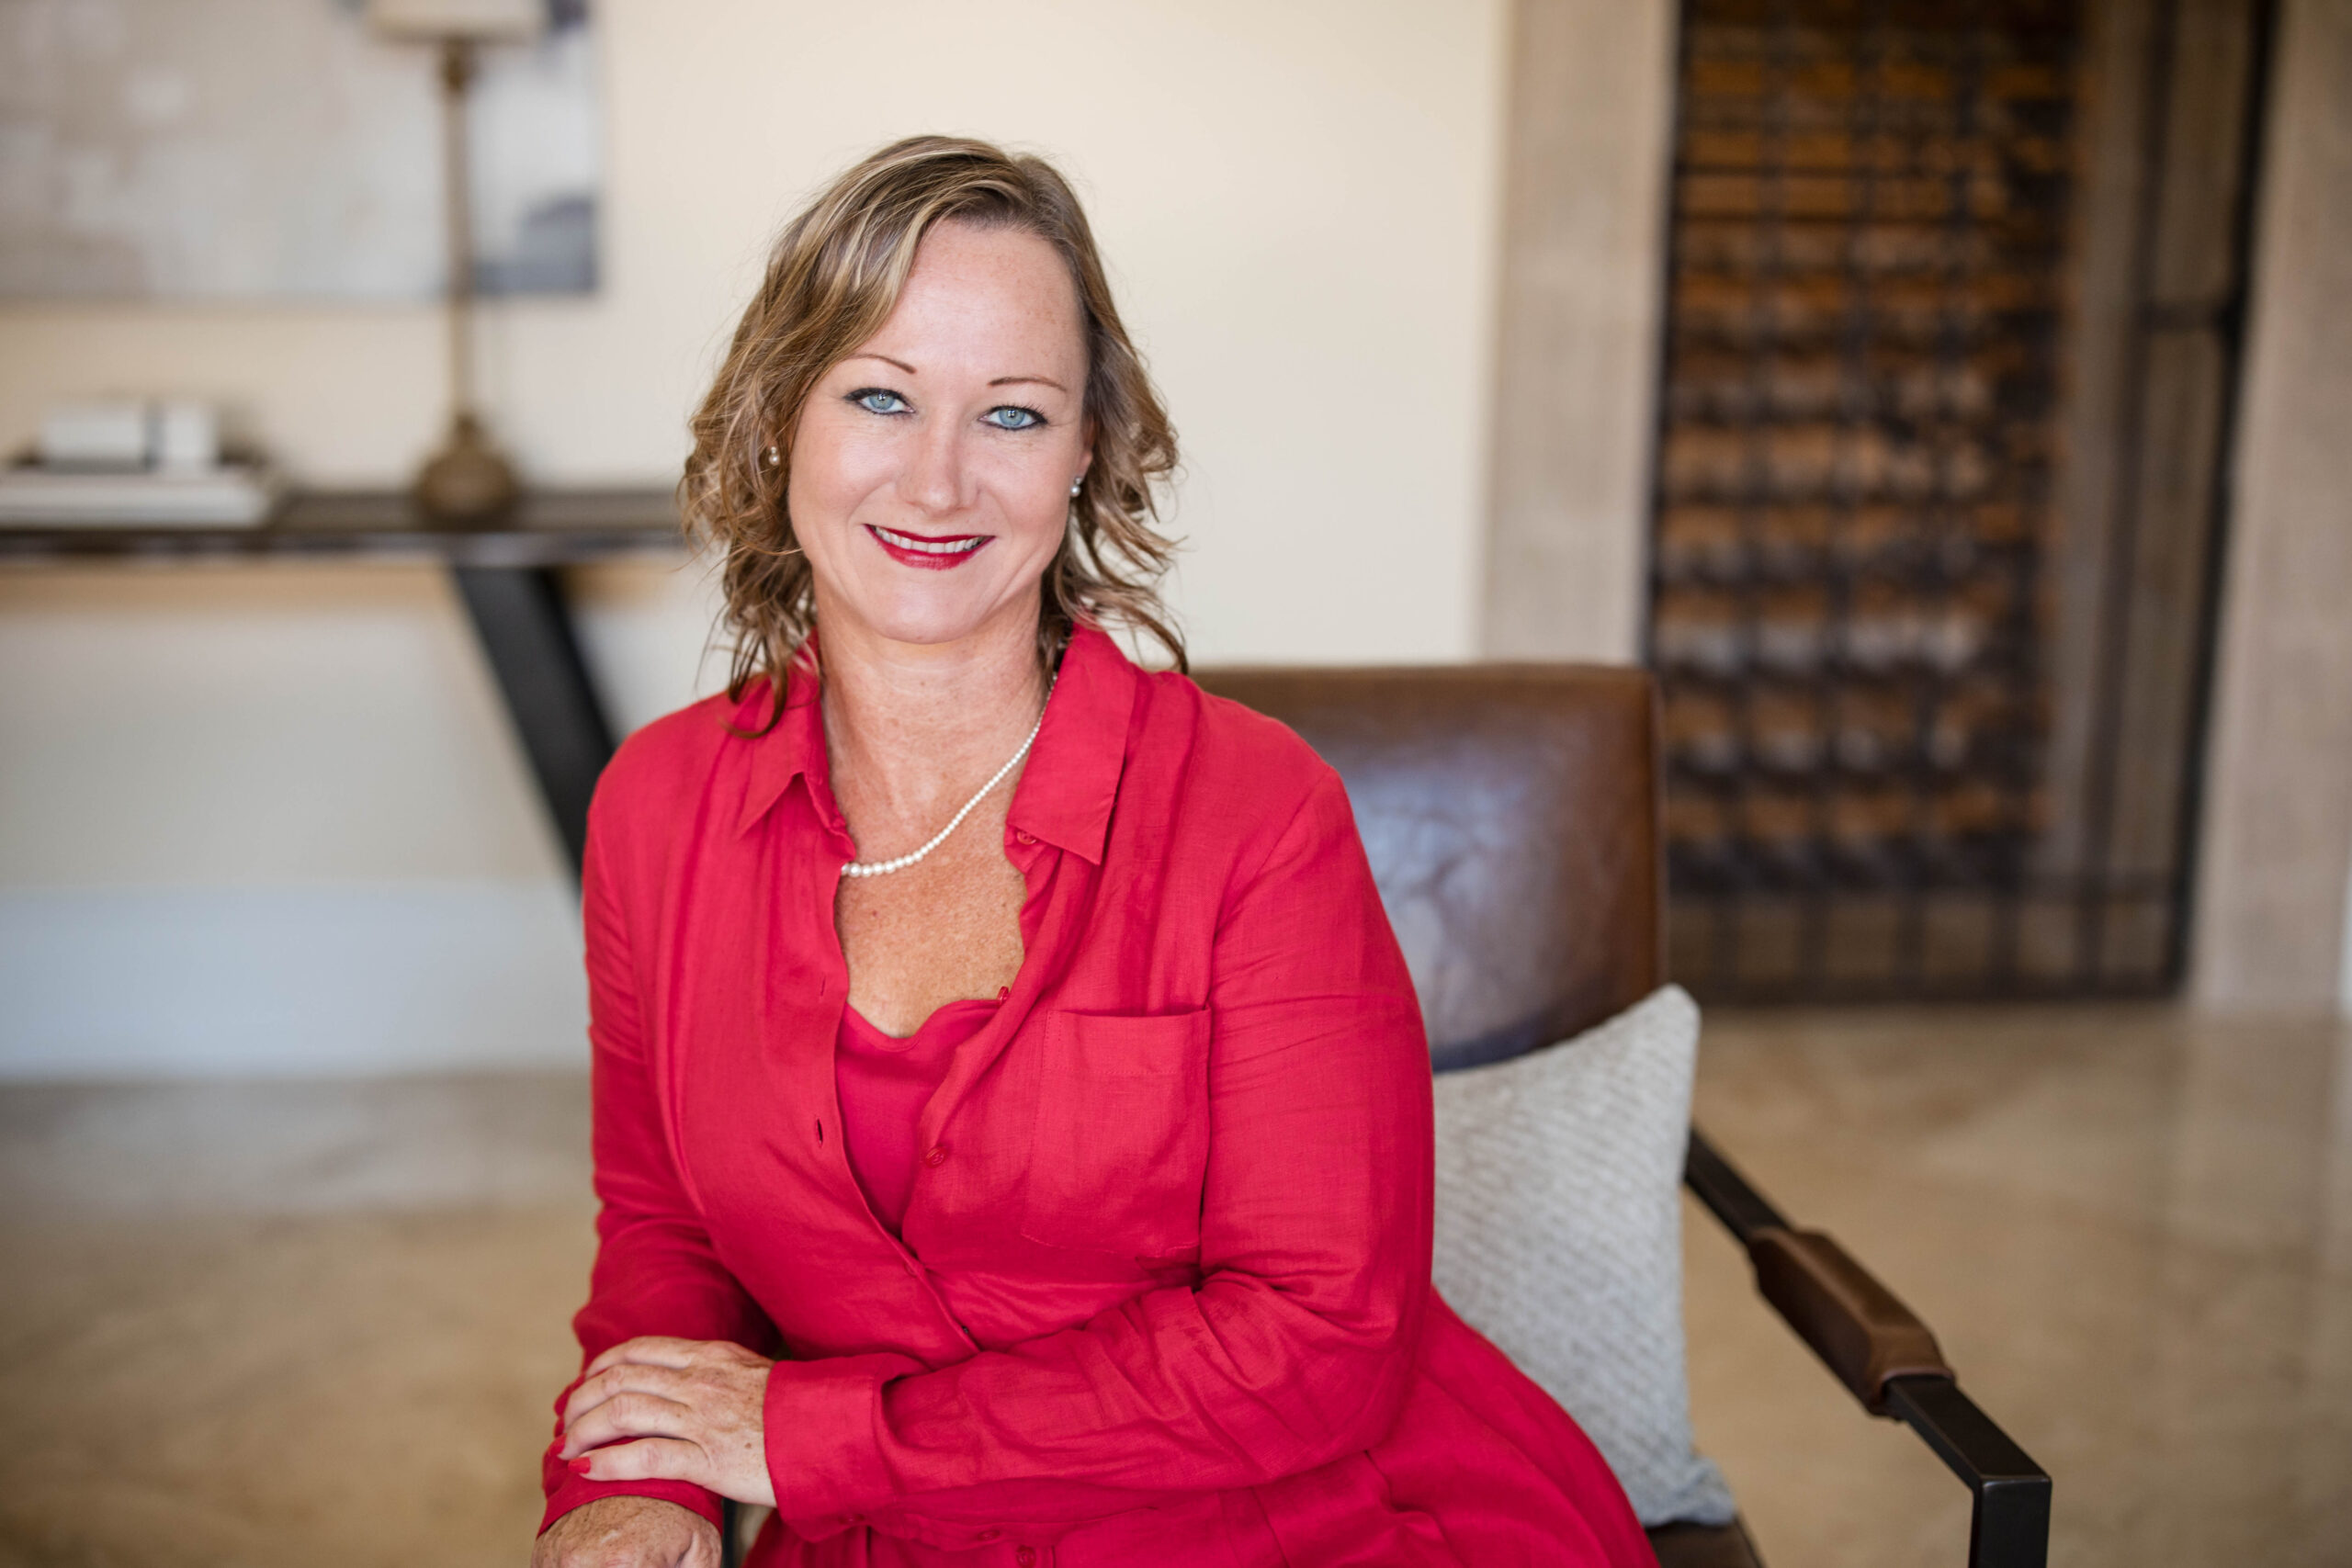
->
xmin=561 ymin=1390 xmax=695 ymax=1459
xmin=571 ymin=1435 xmax=709 ymax=1488
xmin=583 ymin=1336 xmax=706 ymax=1378
xmin=564 ymin=1360 xmax=691 ymax=1433
xmin=558 ymin=1339 xmax=776 ymax=1509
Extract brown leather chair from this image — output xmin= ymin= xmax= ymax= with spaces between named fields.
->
xmin=1193 ymin=664 xmax=2052 ymax=1568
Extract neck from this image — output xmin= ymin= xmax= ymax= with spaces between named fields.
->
xmin=814 ymin=597 xmax=1051 ymax=825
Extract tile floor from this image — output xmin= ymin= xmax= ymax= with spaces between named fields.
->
xmin=0 ymin=1005 xmax=2345 ymax=1567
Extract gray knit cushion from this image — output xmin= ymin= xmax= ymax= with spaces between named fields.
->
xmin=1430 ymin=983 xmax=1736 ymax=1528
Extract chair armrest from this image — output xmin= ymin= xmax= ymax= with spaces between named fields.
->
xmin=1683 ymin=1130 xmax=1950 ymax=1411
xmin=1685 ymin=1128 xmax=2052 ymax=1568
xmin=1747 ymin=1227 xmax=1953 ymax=1413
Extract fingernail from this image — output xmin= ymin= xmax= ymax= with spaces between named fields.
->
xmin=569 ymin=1458 xmax=592 ymax=1475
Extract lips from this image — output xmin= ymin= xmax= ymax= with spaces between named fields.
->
xmin=865 ymin=525 xmax=992 ymax=570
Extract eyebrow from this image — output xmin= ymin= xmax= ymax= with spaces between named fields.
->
xmin=842 ymin=354 xmax=1067 ymax=395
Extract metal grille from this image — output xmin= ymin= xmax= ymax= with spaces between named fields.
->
xmin=1647 ymin=0 xmax=2270 ymax=1001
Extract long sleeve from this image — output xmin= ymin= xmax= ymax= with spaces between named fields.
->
xmin=759 ymin=770 xmax=1434 ymax=1527
xmin=539 ymin=780 xmax=777 ymax=1536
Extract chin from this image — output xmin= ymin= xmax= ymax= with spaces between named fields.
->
xmin=855 ymin=585 xmax=1028 ymax=650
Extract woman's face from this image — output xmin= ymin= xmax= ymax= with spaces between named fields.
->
xmin=789 ymin=220 xmax=1093 ymax=656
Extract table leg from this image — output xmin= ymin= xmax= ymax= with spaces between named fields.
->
xmin=450 ymin=564 xmax=616 ymax=878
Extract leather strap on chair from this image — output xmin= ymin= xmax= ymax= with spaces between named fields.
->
xmin=1747 ymin=1226 xmax=1955 ymax=1415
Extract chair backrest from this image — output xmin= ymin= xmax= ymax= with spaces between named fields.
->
xmin=1192 ymin=666 xmax=1664 ymax=1072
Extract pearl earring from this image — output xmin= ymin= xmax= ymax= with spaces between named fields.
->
xmin=762 ymin=445 xmax=781 ymax=469
xmin=1069 ymin=478 xmax=1084 ymax=497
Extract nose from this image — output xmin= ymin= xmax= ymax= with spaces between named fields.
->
xmin=898 ymin=412 xmax=972 ymax=520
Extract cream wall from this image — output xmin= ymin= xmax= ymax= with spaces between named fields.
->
xmin=0 ymin=0 xmax=1510 ymax=1076
xmin=2189 ymin=0 xmax=2352 ymax=1017
xmin=1 ymin=0 xmax=1510 ymax=646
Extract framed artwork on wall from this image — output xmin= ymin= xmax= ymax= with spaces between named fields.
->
xmin=0 ymin=0 xmax=599 ymax=299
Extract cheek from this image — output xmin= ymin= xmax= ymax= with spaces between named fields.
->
xmin=786 ymin=422 xmax=875 ymax=525
xmin=991 ymin=486 xmax=1071 ymax=578
xmin=988 ymin=446 xmax=1084 ymax=541
xmin=783 ymin=434 xmax=823 ymax=527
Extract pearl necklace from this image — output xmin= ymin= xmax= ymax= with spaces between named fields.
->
xmin=840 ymin=676 xmax=1056 ymax=878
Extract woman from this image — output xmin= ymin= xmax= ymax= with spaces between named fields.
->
xmin=535 ymin=136 xmax=1654 ymax=1568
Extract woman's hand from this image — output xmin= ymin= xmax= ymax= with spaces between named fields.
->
xmin=560 ymin=1337 xmax=777 ymax=1506
xmin=531 ymin=1495 xmax=719 ymax=1568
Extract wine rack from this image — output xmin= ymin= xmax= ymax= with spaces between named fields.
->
xmin=1650 ymin=0 xmax=2086 ymax=997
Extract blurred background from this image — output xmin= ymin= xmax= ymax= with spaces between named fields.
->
xmin=0 ymin=1 xmax=2346 ymax=1565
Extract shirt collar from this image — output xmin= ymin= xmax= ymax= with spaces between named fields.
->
xmin=731 ymin=625 xmax=1138 ymax=865
xmin=1007 ymin=625 xmax=1136 ymax=865
xmin=730 ymin=644 xmax=832 ymax=839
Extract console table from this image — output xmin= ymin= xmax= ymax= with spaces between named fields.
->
xmin=0 ymin=489 xmax=686 ymax=875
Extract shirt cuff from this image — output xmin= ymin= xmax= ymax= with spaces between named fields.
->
xmin=763 ymin=1350 xmax=927 ymax=1527
xmin=538 ymin=1471 xmax=722 ymax=1538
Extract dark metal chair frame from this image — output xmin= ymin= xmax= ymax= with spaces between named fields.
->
xmin=1681 ymin=1135 xmax=2052 ymax=1568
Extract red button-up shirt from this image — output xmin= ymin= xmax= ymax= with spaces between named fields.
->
xmin=543 ymin=627 xmax=1653 ymax=1567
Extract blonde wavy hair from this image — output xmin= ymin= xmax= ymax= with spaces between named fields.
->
xmin=681 ymin=135 xmax=1183 ymax=726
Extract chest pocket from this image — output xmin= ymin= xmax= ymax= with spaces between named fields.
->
xmin=1020 ymin=1008 xmax=1212 ymax=1258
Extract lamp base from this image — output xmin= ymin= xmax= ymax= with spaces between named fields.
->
xmin=413 ymin=412 xmax=519 ymax=525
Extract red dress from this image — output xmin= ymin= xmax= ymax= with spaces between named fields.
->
xmin=542 ymin=626 xmax=1656 ymax=1567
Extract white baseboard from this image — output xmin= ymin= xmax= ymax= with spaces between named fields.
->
xmin=0 ymin=882 xmax=590 ymax=1078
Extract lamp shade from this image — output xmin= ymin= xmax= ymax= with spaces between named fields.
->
xmin=366 ymin=0 xmax=543 ymax=41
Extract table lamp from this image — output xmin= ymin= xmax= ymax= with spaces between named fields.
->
xmin=368 ymin=0 xmax=544 ymax=524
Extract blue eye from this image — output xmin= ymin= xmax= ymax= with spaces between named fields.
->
xmin=851 ymin=389 xmax=909 ymax=415
xmin=984 ymin=405 xmax=1045 ymax=431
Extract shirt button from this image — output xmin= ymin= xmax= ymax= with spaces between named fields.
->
xmin=923 ymin=1145 xmax=950 ymax=1168
xmin=1015 ymin=1550 xmax=1036 ymax=1567
xmin=1014 ymin=830 xmax=1035 ymax=844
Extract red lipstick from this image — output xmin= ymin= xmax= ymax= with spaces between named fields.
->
xmin=865 ymin=524 xmax=992 ymax=570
